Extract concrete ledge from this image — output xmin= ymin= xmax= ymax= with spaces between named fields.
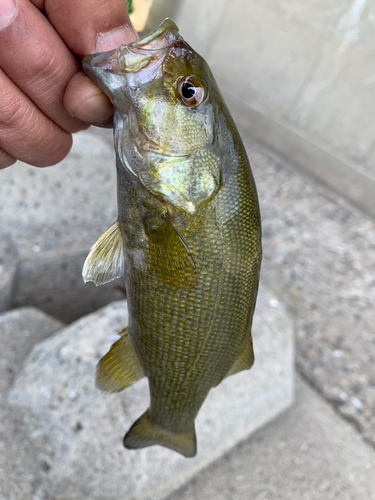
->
xmin=224 ymin=92 xmax=375 ymax=219
xmin=8 ymin=284 xmax=294 ymax=500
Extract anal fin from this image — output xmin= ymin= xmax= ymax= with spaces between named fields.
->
xmin=225 ymin=336 xmax=254 ymax=378
xmin=82 ymin=220 xmax=124 ymax=286
xmin=96 ymin=328 xmax=144 ymax=393
xmin=124 ymin=410 xmax=197 ymax=458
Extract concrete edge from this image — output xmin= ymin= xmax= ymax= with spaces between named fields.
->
xmin=224 ymin=92 xmax=375 ymax=220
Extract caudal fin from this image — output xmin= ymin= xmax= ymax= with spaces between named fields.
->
xmin=123 ymin=411 xmax=197 ymax=458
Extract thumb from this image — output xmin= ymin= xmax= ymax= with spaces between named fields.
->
xmin=44 ymin=0 xmax=138 ymax=57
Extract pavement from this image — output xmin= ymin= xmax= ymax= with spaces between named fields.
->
xmin=241 ymin=139 xmax=375 ymax=448
xmin=167 ymin=375 xmax=375 ymax=500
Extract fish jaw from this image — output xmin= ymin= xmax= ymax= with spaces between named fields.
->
xmin=82 ymin=18 xmax=180 ymax=113
xmin=82 ymin=49 xmax=123 ymax=102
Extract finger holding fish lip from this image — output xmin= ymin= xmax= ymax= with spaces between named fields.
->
xmin=0 ymin=68 xmax=73 ymax=167
xmin=41 ymin=0 xmax=138 ymax=125
xmin=0 ymin=0 xmax=137 ymax=168
xmin=64 ymin=72 xmax=114 ymax=126
xmin=0 ymin=0 xmax=86 ymax=135
xmin=0 ymin=148 xmax=16 ymax=169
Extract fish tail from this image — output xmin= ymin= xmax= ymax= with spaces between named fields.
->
xmin=123 ymin=410 xmax=197 ymax=458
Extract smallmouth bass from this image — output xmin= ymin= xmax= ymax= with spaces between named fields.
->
xmin=82 ymin=18 xmax=262 ymax=458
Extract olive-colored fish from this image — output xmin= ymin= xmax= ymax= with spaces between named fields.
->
xmin=82 ymin=19 xmax=261 ymax=458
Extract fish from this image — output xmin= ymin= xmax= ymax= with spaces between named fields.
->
xmin=82 ymin=18 xmax=262 ymax=458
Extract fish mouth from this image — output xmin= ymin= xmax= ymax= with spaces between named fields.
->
xmin=82 ymin=18 xmax=180 ymax=100
xmin=125 ymin=18 xmax=179 ymax=51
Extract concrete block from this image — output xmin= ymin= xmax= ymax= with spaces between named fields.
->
xmin=12 ymin=247 xmax=124 ymax=324
xmin=0 ymin=307 xmax=64 ymax=500
xmin=0 ymin=128 xmax=122 ymax=321
xmin=0 ymin=307 xmax=64 ymax=394
xmin=8 ymin=284 xmax=294 ymax=500
xmin=0 ymin=235 xmax=18 ymax=312
xmin=0 ymin=128 xmax=117 ymax=258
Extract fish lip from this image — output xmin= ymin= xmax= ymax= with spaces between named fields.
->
xmin=82 ymin=17 xmax=179 ymax=74
xmin=82 ymin=50 xmax=119 ymax=76
xmin=82 ymin=18 xmax=180 ymax=96
xmin=129 ymin=18 xmax=179 ymax=51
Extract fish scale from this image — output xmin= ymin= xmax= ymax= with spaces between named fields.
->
xmin=82 ymin=18 xmax=261 ymax=457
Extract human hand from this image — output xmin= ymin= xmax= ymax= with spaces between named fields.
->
xmin=0 ymin=0 xmax=138 ymax=169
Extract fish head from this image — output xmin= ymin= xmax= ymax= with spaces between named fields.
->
xmin=83 ymin=18 xmax=218 ymax=157
xmin=83 ymin=19 xmax=226 ymax=213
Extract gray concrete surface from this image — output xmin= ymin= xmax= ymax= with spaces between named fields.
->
xmin=167 ymin=375 xmax=375 ymax=500
xmin=246 ymin=140 xmax=375 ymax=448
xmin=12 ymin=245 xmax=124 ymax=324
xmin=0 ymin=128 xmax=123 ymax=322
xmin=0 ymin=235 xmax=18 ymax=312
xmin=7 ymin=285 xmax=293 ymax=500
xmin=0 ymin=307 xmax=64 ymax=394
xmin=175 ymin=0 xmax=375 ymax=218
xmin=0 ymin=308 xmax=64 ymax=500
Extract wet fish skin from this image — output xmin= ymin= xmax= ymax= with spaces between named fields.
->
xmin=82 ymin=18 xmax=262 ymax=457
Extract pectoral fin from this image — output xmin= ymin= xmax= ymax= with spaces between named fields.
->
xmin=96 ymin=328 xmax=144 ymax=393
xmin=82 ymin=220 xmax=124 ymax=286
xmin=225 ymin=336 xmax=254 ymax=378
xmin=147 ymin=213 xmax=196 ymax=286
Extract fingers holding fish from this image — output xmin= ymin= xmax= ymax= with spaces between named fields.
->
xmin=0 ymin=69 xmax=73 ymax=167
xmin=0 ymin=148 xmax=16 ymax=170
xmin=42 ymin=0 xmax=138 ymax=125
xmin=41 ymin=0 xmax=138 ymax=57
xmin=0 ymin=0 xmax=87 ymax=135
xmin=63 ymin=71 xmax=114 ymax=127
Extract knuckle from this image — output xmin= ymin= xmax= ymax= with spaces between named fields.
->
xmin=0 ymin=91 xmax=34 ymax=131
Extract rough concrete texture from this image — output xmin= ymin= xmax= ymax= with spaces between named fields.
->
xmin=0 ymin=128 xmax=124 ymax=322
xmin=8 ymin=285 xmax=293 ymax=500
xmin=0 ymin=307 xmax=64 ymax=394
xmin=167 ymin=376 xmax=375 ymax=500
xmin=0 ymin=308 xmax=64 ymax=500
xmin=12 ymin=246 xmax=124 ymax=324
xmin=0 ymin=128 xmax=116 ymax=256
xmin=0 ymin=235 xmax=18 ymax=312
xmin=245 ymin=140 xmax=375 ymax=447
xmin=176 ymin=0 xmax=375 ymax=180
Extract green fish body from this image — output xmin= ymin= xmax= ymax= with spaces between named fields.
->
xmin=82 ymin=19 xmax=261 ymax=457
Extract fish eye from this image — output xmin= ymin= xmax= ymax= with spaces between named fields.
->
xmin=177 ymin=76 xmax=206 ymax=106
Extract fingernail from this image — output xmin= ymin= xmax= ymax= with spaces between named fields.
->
xmin=96 ymin=25 xmax=138 ymax=52
xmin=0 ymin=0 xmax=17 ymax=30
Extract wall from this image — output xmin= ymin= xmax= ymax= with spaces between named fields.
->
xmin=173 ymin=0 xmax=375 ymax=217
